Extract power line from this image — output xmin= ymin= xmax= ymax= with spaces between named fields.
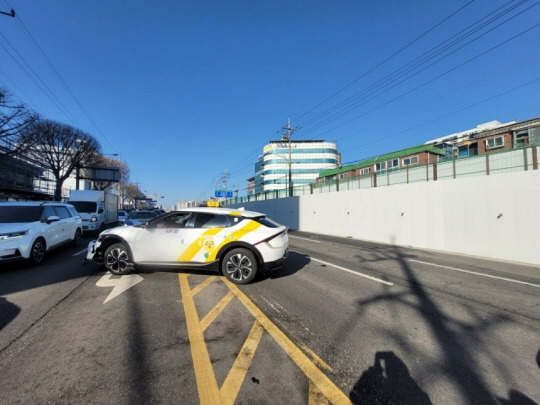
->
xmin=339 ymin=75 xmax=540 ymax=164
xmin=0 ymin=31 xmax=82 ymax=125
xmin=10 ymin=12 xmax=119 ymax=153
xmin=293 ymin=0 xmax=477 ymax=123
xmin=295 ymin=0 xmax=535 ymax=136
xmin=313 ymin=22 xmax=540 ymax=142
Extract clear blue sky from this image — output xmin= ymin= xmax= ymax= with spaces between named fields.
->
xmin=1 ymin=0 xmax=539 ymax=208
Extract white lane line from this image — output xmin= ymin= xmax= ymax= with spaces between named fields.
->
xmin=72 ymin=248 xmax=88 ymax=257
xmin=409 ymin=259 xmax=540 ymax=288
xmin=289 ymin=235 xmax=321 ymax=243
xmin=310 ymin=257 xmax=393 ymax=286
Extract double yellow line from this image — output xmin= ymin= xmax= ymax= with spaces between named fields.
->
xmin=178 ymin=274 xmax=352 ymax=405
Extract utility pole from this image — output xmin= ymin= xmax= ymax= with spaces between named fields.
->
xmin=281 ymin=118 xmax=298 ymax=197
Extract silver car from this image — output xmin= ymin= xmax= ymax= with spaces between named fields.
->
xmin=124 ymin=210 xmax=158 ymax=226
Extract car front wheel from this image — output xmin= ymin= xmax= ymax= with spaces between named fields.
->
xmin=221 ymin=248 xmax=258 ymax=284
xmin=29 ymin=238 xmax=46 ymax=265
xmin=72 ymin=228 xmax=82 ymax=247
xmin=104 ymin=243 xmax=131 ymax=275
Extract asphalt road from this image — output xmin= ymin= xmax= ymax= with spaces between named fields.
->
xmin=0 ymin=232 xmax=538 ymax=404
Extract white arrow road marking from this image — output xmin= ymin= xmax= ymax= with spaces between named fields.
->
xmin=96 ymin=272 xmax=144 ymax=304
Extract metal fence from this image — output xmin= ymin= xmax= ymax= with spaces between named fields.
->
xmin=224 ymin=145 xmax=539 ymax=204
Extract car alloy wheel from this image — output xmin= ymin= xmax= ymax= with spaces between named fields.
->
xmin=30 ymin=238 xmax=46 ymax=265
xmin=222 ymin=248 xmax=258 ymax=284
xmin=104 ymin=243 xmax=131 ymax=275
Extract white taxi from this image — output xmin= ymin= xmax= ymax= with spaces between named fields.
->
xmin=86 ymin=207 xmax=288 ymax=284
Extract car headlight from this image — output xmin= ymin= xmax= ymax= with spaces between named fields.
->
xmin=90 ymin=216 xmax=98 ymax=222
xmin=0 ymin=230 xmax=29 ymax=240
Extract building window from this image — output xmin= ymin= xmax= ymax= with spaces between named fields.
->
xmin=402 ymin=156 xmax=419 ymax=166
xmin=338 ymin=173 xmax=347 ymax=179
xmin=486 ymin=136 xmax=504 ymax=150
xmin=515 ymin=130 xmax=529 ymax=147
xmin=360 ymin=167 xmax=371 ymax=175
xmin=458 ymin=145 xmax=469 ymax=157
xmin=376 ymin=159 xmax=399 ymax=171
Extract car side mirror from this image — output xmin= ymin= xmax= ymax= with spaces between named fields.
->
xmin=98 ymin=208 xmax=104 ymax=214
xmin=46 ymin=215 xmax=60 ymax=224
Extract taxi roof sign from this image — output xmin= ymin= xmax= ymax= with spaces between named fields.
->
xmin=207 ymin=201 xmax=220 ymax=207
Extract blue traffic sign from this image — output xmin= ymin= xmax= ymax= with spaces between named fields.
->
xmin=215 ymin=190 xmax=233 ymax=198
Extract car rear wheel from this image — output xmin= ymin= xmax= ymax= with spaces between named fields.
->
xmin=104 ymin=243 xmax=131 ymax=275
xmin=29 ymin=238 xmax=46 ymax=265
xmin=221 ymin=248 xmax=258 ymax=284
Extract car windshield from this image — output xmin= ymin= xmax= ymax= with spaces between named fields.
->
xmin=70 ymin=201 xmax=97 ymax=213
xmin=118 ymin=211 xmax=127 ymax=216
xmin=0 ymin=206 xmax=43 ymax=223
xmin=129 ymin=212 xmax=156 ymax=219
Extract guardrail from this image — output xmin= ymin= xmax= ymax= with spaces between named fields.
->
xmin=224 ymin=145 xmax=538 ymax=205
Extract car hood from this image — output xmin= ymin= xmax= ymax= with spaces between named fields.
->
xmin=78 ymin=212 xmax=93 ymax=220
xmin=0 ymin=222 xmax=37 ymax=233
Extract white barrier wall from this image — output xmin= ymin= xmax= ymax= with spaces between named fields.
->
xmin=230 ymin=169 xmax=540 ymax=266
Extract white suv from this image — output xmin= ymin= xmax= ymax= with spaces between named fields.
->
xmin=0 ymin=201 xmax=83 ymax=265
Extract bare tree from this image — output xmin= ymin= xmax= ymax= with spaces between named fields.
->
xmin=24 ymin=119 xmax=101 ymax=200
xmin=118 ymin=182 xmax=142 ymax=209
xmin=86 ymin=154 xmax=130 ymax=191
xmin=0 ymin=87 xmax=39 ymax=158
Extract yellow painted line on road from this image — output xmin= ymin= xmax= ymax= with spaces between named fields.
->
xmin=300 ymin=343 xmax=333 ymax=372
xmin=309 ymin=380 xmax=330 ymax=405
xmin=178 ymin=274 xmax=222 ymax=404
xmin=191 ymin=276 xmax=217 ymax=297
xmin=201 ymin=290 xmax=236 ymax=332
xmin=220 ymin=320 xmax=265 ymax=405
xmin=223 ymin=278 xmax=352 ymax=405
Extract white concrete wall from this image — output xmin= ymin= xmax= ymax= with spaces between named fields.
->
xmin=230 ymin=169 xmax=540 ymax=266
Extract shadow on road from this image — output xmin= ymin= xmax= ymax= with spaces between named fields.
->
xmin=257 ymin=251 xmax=310 ymax=282
xmin=0 ymin=237 xmax=96 ymax=296
xmin=350 ymin=351 xmax=432 ymax=405
xmin=321 ymin=241 xmax=538 ymax=404
xmin=0 ymin=296 xmax=20 ymax=330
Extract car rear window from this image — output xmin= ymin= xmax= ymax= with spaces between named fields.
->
xmin=192 ymin=213 xmax=231 ymax=228
xmin=252 ymin=216 xmax=281 ymax=228
xmin=0 ymin=206 xmax=43 ymax=223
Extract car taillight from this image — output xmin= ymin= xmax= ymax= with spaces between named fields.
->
xmin=254 ymin=229 xmax=287 ymax=246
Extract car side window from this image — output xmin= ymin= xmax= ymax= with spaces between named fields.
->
xmin=192 ymin=213 xmax=230 ymax=228
xmin=155 ymin=213 xmax=192 ymax=229
xmin=53 ymin=206 xmax=70 ymax=219
xmin=42 ymin=206 xmax=56 ymax=220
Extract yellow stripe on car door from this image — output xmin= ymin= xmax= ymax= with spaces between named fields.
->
xmin=177 ymin=228 xmax=223 ymax=262
xmin=205 ymin=220 xmax=261 ymax=262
